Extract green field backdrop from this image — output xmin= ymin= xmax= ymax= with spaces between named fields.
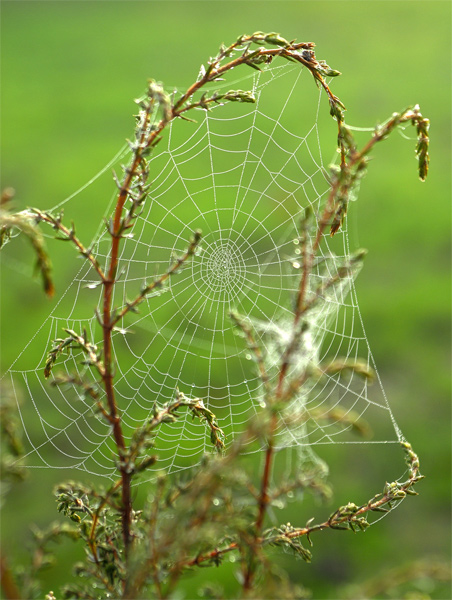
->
xmin=1 ymin=1 xmax=450 ymax=598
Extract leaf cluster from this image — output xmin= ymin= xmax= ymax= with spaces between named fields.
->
xmin=0 ymin=190 xmax=55 ymax=297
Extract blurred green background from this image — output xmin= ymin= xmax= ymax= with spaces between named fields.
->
xmin=1 ymin=1 xmax=450 ymax=598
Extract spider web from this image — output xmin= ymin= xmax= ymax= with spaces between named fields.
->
xmin=4 ymin=61 xmax=404 ymax=485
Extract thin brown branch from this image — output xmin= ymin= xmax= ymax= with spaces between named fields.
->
xmin=132 ymin=390 xmax=225 ymax=456
xmin=0 ymin=208 xmax=55 ymax=298
xmin=88 ymin=479 xmax=122 ymax=568
xmin=178 ymin=441 xmax=422 ymax=573
xmin=279 ymin=105 xmax=429 ymax=400
xmin=29 ymin=209 xmax=105 ymax=281
xmin=241 ymin=99 xmax=429 ymax=590
xmin=0 ymin=554 xmax=21 ymax=600
xmin=242 ymin=411 xmax=277 ymax=593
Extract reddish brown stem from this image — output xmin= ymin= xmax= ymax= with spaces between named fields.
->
xmin=180 ymin=444 xmax=421 ymax=574
xmin=255 ymin=426 xmax=275 ymax=532
xmin=248 ymin=113 xmax=345 ymax=595
xmin=243 ymin=413 xmax=277 ymax=592
xmin=102 ymin=152 xmax=146 ymax=557
xmin=101 ymin=277 xmax=130 ymax=552
xmin=0 ymin=554 xmax=21 ymax=600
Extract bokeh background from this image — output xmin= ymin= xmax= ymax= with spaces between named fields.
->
xmin=1 ymin=1 xmax=450 ymax=598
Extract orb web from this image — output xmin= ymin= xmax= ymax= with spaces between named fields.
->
xmin=3 ymin=61 xmax=403 ymax=483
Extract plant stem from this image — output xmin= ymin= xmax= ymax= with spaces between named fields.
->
xmin=101 ymin=269 xmax=130 ymax=553
xmin=242 ymin=424 xmax=275 ymax=592
xmin=178 ymin=441 xmax=421 ymax=574
xmin=243 ymin=98 xmax=428 ymax=579
xmin=102 ymin=162 xmax=146 ymax=559
xmin=0 ymin=554 xmax=21 ymax=600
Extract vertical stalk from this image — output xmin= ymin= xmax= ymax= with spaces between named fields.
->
xmin=0 ymin=554 xmax=21 ymax=600
xmin=101 ymin=98 xmax=163 ymax=558
xmin=244 ymin=121 xmax=347 ymax=594
xmin=102 ymin=149 xmax=149 ymax=557
xmin=102 ymin=206 xmax=131 ymax=555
